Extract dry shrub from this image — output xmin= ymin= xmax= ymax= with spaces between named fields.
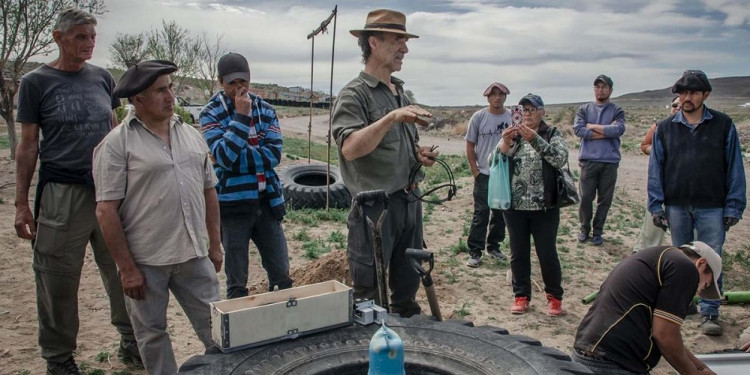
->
xmin=450 ymin=120 xmax=469 ymax=137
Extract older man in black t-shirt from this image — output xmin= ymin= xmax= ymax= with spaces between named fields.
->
xmin=573 ymin=242 xmax=721 ymax=375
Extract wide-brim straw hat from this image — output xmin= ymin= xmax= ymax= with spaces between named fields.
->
xmin=349 ymin=9 xmax=419 ymax=38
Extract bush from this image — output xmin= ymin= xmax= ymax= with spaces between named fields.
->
xmin=174 ymin=105 xmax=194 ymax=124
xmin=113 ymin=103 xmax=195 ymax=124
xmin=114 ymin=105 xmax=130 ymax=123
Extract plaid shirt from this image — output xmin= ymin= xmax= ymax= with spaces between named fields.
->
xmin=200 ymin=91 xmax=285 ymax=217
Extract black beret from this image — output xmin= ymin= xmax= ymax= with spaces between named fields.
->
xmin=672 ymin=70 xmax=712 ymax=93
xmin=113 ymin=60 xmax=178 ymax=98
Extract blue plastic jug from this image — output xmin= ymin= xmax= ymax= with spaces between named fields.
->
xmin=368 ymin=321 xmax=405 ymax=375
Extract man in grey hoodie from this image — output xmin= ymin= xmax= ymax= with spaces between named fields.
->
xmin=573 ymin=74 xmax=626 ymax=246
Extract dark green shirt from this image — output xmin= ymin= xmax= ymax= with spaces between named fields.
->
xmin=331 ymin=71 xmax=422 ymax=196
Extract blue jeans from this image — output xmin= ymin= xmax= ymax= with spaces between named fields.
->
xmin=221 ymin=201 xmax=292 ymax=298
xmin=666 ymin=205 xmax=725 ymax=316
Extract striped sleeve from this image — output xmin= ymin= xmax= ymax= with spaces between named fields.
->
xmin=653 ymin=309 xmax=684 ymax=325
xmin=199 ymin=99 xmax=282 ymax=174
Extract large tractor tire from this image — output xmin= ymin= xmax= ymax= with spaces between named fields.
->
xmin=279 ymin=164 xmax=351 ymax=209
xmin=179 ymin=314 xmax=592 ymax=374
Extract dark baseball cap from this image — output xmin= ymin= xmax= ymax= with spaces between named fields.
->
xmin=672 ymin=69 xmax=712 ymax=93
xmin=594 ymin=74 xmax=613 ymax=87
xmin=113 ymin=60 xmax=178 ymax=98
xmin=218 ymin=52 xmax=251 ymax=83
xmin=519 ymin=93 xmax=544 ymax=108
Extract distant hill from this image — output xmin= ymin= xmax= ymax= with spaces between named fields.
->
xmin=613 ymin=76 xmax=750 ymax=106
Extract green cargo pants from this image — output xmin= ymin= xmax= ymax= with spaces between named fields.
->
xmin=33 ymin=182 xmax=134 ymax=362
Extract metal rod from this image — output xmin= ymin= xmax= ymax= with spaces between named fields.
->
xmin=326 ymin=5 xmax=337 ymax=211
xmin=307 ymin=8 xmax=336 ymax=40
xmin=308 ymin=35 xmax=314 ymax=163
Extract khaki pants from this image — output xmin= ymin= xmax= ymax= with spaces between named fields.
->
xmin=124 ymin=257 xmax=220 ymax=374
xmin=33 ymin=183 xmax=134 ymax=362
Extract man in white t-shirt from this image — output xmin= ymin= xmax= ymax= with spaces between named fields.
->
xmin=465 ymin=82 xmax=512 ymax=267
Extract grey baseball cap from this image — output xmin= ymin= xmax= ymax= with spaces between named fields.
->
xmin=594 ymin=74 xmax=613 ymax=87
xmin=218 ymin=52 xmax=250 ymax=83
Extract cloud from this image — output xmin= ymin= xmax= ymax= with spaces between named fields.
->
xmin=74 ymin=0 xmax=749 ymax=105
xmin=701 ymin=0 xmax=750 ymax=26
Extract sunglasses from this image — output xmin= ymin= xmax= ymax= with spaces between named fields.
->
xmin=671 ymin=103 xmax=680 ymax=108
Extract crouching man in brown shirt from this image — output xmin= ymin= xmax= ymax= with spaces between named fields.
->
xmin=93 ymin=60 xmax=223 ymax=374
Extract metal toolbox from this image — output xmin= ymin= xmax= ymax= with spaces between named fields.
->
xmin=210 ymin=280 xmax=353 ymax=352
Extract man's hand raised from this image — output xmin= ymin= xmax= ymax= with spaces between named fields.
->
xmin=234 ymin=87 xmax=253 ymax=116
xmin=390 ymin=105 xmax=431 ymax=126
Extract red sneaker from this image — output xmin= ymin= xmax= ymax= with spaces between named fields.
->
xmin=547 ymin=294 xmax=563 ymax=316
xmin=511 ymin=296 xmax=529 ymax=314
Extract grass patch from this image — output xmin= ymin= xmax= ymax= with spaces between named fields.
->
xmin=328 ymin=230 xmax=346 ymax=249
xmin=293 ymin=228 xmax=311 ymax=241
xmin=303 ymin=238 xmax=330 ymax=259
xmin=285 ymin=207 xmax=348 ymax=225
xmin=284 ymin=137 xmax=339 ymax=165
xmin=447 ymin=238 xmax=469 ymax=255
xmin=453 ymin=301 xmax=472 ymax=318
xmin=95 ymin=351 xmax=111 ymax=363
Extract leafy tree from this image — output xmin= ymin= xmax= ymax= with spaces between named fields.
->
xmin=146 ymin=20 xmax=202 ymax=92
xmin=0 ymin=0 xmax=105 ymax=159
xmin=108 ymin=32 xmax=148 ymax=69
xmin=195 ymin=33 xmax=226 ymax=102
xmin=405 ymin=89 xmax=417 ymax=104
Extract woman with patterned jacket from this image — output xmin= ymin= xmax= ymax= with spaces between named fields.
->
xmin=498 ymin=93 xmax=568 ymax=317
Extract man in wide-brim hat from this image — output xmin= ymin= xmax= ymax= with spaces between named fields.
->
xmin=332 ymin=9 xmax=438 ymax=316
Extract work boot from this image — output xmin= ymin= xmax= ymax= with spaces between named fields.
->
xmin=118 ymin=338 xmax=144 ymax=368
xmin=487 ymin=249 xmax=507 ymax=261
xmin=546 ymin=294 xmax=563 ymax=316
xmin=466 ymin=254 xmax=482 ymax=268
xmin=592 ymin=235 xmax=604 ymax=246
xmin=577 ymin=232 xmax=589 ymax=242
xmin=511 ymin=296 xmax=529 ymax=314
xmin=701 ymin=315 xmax=723 ymax=336
xmin=47 ymin=357 xmax=82 ymax=375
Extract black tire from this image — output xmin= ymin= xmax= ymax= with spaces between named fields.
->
xmin=279 ymin=164 xmax=351 ymax=209
xmin=179 ymin=314 xmax=592 ymax=374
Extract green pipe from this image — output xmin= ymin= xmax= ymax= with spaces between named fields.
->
xmin=582 ymin=291 xmax=598 ymax=304
xmin=584 ymin=291 xmax=750 ymax=305
xmin=723 ymin=291 xmax=750 ymax=304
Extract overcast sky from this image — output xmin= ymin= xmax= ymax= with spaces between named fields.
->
xmin=82 ymin=0 xmax=749 ymax=105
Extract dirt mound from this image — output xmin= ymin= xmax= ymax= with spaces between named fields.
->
xmin=291 ymin=249 xmax=351 ymax=286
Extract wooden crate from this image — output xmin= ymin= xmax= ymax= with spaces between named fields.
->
xmin=210 ymin=280 xmax=353 ymax=352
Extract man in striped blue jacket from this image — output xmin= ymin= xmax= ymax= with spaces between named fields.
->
xmin=200 ymin=52 xmax=292 ymax=298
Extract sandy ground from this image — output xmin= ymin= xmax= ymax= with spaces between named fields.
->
xmin=1 ymin=115 xmax=749 ymax=374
